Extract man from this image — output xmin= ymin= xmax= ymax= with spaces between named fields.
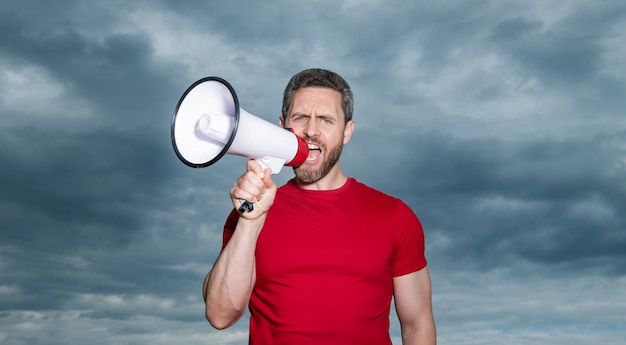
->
xmin=203 ymin=68 xmax=436 ymax=344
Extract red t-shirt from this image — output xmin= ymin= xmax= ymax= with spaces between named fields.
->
xmin=222 ymin=178 xmax=427 ymax=344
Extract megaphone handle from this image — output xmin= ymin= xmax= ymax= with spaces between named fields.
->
xmin=237 ymin=157 xmax=276 ymax=213
xmin=239 ymin=199 xmax=254 ymax=213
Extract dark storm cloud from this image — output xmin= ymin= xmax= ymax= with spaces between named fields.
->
xmin=489 ymin=5 xmax=626 ymax=118
xmin=0 ymin=22 xmax=177 ymax=249
xmin=0 ymin=1 xmax=199 ymax=324
xmin=375 ymin=129 xmax=626 ymax=276
xmin=1 ymin=1 xmax=625 ymax=344
xmin=492 ymin=4 xmax=626 ymax=82
xmin=491 ymin=17 xmax=599 ymax=84
xmin=0 ymin=22 xmax=177 ymax=124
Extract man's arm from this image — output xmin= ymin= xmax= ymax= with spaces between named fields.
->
xmin=203 ymin=217 xmax=263 ymax=329
xmin=393 ymin=267 xmax=436 ymax=345
xmin=203 ymin=160 xmax=276 ymax=329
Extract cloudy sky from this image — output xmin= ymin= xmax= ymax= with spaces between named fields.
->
xmin=1 ymin=1 xmax=625 ymax=344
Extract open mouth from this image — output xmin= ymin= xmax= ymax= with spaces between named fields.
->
xmin=306 ymin=143 xmax=321 ymax=162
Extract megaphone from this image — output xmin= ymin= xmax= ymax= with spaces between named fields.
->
xmin=171 ymin=76 xmax=309 ymax=212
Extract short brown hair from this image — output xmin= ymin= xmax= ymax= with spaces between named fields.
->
xmin=281 ymin=68 xmax=354 ymax=123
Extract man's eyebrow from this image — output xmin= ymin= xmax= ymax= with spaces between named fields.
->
xmin=289 ymin=112 xmax=337 ymax=120
xmin=317 ymin=113 xmax=339 ymax=121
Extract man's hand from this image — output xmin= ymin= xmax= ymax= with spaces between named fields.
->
xmin=230 ymin=159 xmax=277 ymax=219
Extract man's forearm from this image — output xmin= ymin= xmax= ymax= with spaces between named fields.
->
xmin=203 ymin=218 xmax=264 ymax=329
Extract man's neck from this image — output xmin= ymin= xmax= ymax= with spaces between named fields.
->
xmin=294 ymin=165 xmax=348 ymax=191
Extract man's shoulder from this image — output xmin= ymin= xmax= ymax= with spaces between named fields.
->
xmin=346 ymin=178 xmax=414 ymax=215
xmin=349 ymin=178 xmax=397 ymax=200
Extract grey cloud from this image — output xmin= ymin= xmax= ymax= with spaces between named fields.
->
xmin=1 ymin=1 xmax=625 ymax=344
xmin=374 ymin=130 xmax=626 ymax=276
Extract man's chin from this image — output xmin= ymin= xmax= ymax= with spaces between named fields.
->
xmin=293 ymin=145 xmax=342 ymax=184
xmin=293 ymin=166 xmax=322 ymax=183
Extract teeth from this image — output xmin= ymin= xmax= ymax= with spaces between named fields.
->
xmin=308 ymin=144 xmax=320 ymax=150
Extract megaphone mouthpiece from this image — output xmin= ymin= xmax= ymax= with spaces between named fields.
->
xmin=284 ymin=132 xmax=309 ymax=167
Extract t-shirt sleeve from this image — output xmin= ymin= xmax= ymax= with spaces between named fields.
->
xmin=392 ymin=200 xmax=427 ymax=277
xmin=222 ymin=208 xmax=240 ymax=249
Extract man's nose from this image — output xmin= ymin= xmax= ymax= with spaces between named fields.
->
xmin=303 ymin=119 xmax=319 ymax=137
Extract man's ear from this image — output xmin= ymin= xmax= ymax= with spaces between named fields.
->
xmin=279 ymin=116 xmax=285 ymax=128
xmin=343 ymin=120 xmax=355 ymax=144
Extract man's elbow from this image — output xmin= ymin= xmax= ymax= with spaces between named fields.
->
xmin=205 ymin=306 xmax=245 ymax=330
xmin=206 ymin=316 xmax=230 ymax=330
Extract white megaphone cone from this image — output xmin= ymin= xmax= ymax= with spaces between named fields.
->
xmin=171 ymin=76 xmax=309 ymax=212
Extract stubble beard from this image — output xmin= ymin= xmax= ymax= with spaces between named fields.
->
xmin=294 ymin=141 xmax=343 ymax=183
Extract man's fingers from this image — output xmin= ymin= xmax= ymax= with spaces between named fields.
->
xmin=246 ymin=159 xmax=266 ymax=179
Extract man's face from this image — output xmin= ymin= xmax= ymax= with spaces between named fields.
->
xmin=281 ymin=87 xmax=354 ymax=183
